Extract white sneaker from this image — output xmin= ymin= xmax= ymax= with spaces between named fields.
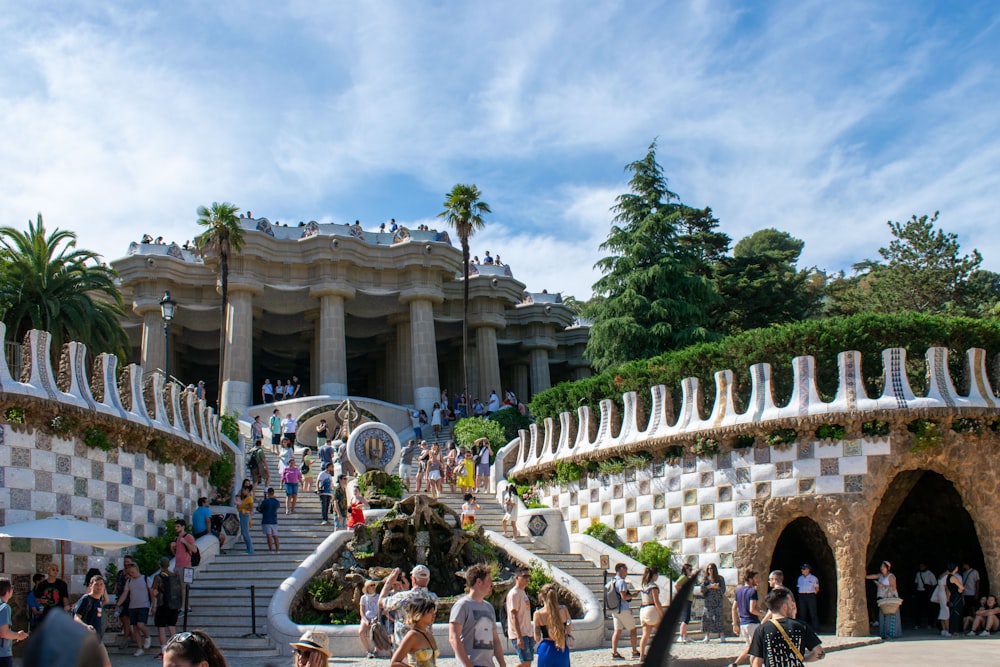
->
xmin=980 ymin=631 xmax=990 ymax=636
xmin=133 ymin=649 xmax=144 ymax=657
xmin=942 ymin=631 xmax=951 ymax=637
xmin=143 ymin=637 xmax=151 ymax=649
xmin=967 ymin=631 xmax=976 ymax=636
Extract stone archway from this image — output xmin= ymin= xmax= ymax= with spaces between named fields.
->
xmin=768 ymin=517 xmax=838 ymax=632
xmin=866 ymin=470 xmax=988 ymax=627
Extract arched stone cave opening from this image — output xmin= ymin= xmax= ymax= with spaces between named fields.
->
xmin=768 ymin=517 xmax=837 ymax=632
xmin=867 ymin=470 xmax=987 ymax=627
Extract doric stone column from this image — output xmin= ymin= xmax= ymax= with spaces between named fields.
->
xmin=528 ymin=347 xmax=552 ymax=396
xmin=139 ymin=308 xmax=166 ymax=376
xmin=221 ymin=286 xmax=258 ymax=414
xmin=476 ymin=326 xmax=502 ymax=404
xmin=311 ymin=286 xmax=355 ymax=397
xmin=512 ymin=363 xmax=529 ymax=403
xmin=400 ymin=286 xmax=443 ymax=414
xmin=392 ymin=316 xmax=413 ymax=407
xmin=383 ymin=332 xmax=399 ymax=404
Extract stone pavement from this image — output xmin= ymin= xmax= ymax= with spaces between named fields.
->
xmin=15 ymin=633 xmax=1000 ymax=666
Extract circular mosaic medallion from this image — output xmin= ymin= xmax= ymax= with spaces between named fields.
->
xmin=346 ymin=422 xmax=401 ymax=474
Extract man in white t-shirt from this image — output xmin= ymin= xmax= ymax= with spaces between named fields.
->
xmin=506 ymin=568 xmax=533 ymax=667
xmin=282 ymin=413 xmax=297 ymax=446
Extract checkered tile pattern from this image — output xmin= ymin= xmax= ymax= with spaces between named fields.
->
xmin=539 ymin=437 xmax=891 ymax=583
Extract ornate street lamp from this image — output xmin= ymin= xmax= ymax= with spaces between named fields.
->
xmin=159 ymin=290 xmax=178 ymax=382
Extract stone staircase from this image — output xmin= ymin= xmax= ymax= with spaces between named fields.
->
xmin=108 ymin=449 xmax=338 ymax=659
xmin=433 ymin=491 xmax=616 ymax=639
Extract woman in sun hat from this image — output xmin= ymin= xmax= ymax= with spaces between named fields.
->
xmin=289 ymin=629 xmax=332 ymax=666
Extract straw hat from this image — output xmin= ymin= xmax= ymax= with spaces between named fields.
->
xmin=290 ymin=630 xmax=331 ymax=657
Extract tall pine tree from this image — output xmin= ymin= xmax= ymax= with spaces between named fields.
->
xmin=585 ymin=142 xmax=719 ymax=371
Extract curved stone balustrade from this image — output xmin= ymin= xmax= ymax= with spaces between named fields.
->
xmin=510 ymin=346 xmax=1000 ymax=478
xmin=0 ymin=323 xmax=227 ymax=456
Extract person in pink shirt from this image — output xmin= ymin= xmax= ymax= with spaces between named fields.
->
xmin=281 ymin=456 xmax=303 ymax=514
xmin=170 ymin=519 xmax=196 ymax=613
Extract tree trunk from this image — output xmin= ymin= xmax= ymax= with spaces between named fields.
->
xmin=217 ymin=247 xmax=229 ymax=412
xmin=462 ymin=238 xmax=470 ymax=406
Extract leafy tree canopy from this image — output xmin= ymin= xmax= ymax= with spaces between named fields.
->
xmin=585 ymin=141 xmax=719 ymax=371
xmin=714 ymin=228 xmax=822 ymax=333
xmin=827 ymin=212 xmax=983 ymax=316
xmin=0 ymin=214 xmax=127 ymax=359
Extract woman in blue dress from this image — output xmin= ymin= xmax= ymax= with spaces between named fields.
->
xmin=533 ymin=584 xmax=571 ymax=667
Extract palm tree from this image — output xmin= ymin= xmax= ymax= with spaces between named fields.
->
xmin=195 ymin=202 xmax=245 ymax=409
xmin=438 ymin=184 xmax=491 ymax=402
xmin=0 ymin=214 xmax=128 ymax=362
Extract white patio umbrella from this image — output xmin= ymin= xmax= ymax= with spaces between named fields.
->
xmin=0 ymin=514 xmax=143 ymax=574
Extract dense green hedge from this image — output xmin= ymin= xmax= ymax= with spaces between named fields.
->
xmin=530 ymin=313 xmax=1000 ymax=422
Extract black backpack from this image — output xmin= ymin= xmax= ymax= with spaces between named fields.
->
xmin=160 ymin=571 xmax=183 ymax=611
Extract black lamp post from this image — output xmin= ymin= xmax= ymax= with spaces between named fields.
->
xmin=159 ymin=290 xmax=177 ymax=382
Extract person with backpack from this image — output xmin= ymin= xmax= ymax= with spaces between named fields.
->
xmin=608 ymin=563 xmax=638 ymax=660
xmin=247 ymin=439 xmax=269 ymax=487
xmin=150 ymin=557 xmax=182 ymax=659
xmin=170 ymin=518 xmax=198 ymax=615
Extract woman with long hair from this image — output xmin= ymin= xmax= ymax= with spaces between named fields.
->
xmin=533 ymin=584 xmax=571 ymax=667
xmin=425 ymin=444 xmax=443 ymax=499
xmin=389 ymin=594 xmax=439 ymax=667
xmin=236 ymin=485 xmax=254 ymax=554
xmin=700 ymin=563 xmax=726 ymax=642
xmin=162 ymin=630 xmax=228 ymax=667
xmin=638 ymin=567 xmax=664 ymax=658
xmin=968 ymin=594 xmax=1000 ymax=635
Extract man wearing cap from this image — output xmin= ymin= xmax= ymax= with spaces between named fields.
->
xmin=381 ymin=565 xmax=438 ymax=645
xmin=290 ymin=629 xmax=332 ymax=665
xmin=796 ymin=564 xmax=819 ymax=630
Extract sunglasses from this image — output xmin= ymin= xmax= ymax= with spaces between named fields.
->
xmin=165 ymin=632 xmax=195 ymax=648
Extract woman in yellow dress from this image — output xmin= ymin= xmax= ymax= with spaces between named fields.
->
xmin=457 ymin=448 xmax=475 ymax=491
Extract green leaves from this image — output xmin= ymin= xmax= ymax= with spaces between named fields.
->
xmin=0 ymin=214 xmax=127 ymax=360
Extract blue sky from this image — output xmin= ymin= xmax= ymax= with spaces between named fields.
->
xmin=1 ymin=1 xmax=998 ymax=299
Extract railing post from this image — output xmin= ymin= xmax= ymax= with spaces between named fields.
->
xmin=183 ymin=583 xmax=190 ymax=631
xmin=250 ymin=584 xmax=257 ymax=636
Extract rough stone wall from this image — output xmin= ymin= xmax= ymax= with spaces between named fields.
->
xmin=538 ymin=429 xmax=1000 ymax=636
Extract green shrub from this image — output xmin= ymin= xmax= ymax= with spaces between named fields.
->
xmin=692 ymin=436 xmax=719 ymax=458
xmin=209 ymin=452 xmax=235 ymax=503
xmin=49 ymin=415 xmax=78 ymax=436
xmin=951 ymin=418 xmax=985 ymax=435
xmin=908 ymin=419 xmax=943 ymax=452
xmin=814 ymin=423 xmax=846 ymax=440
xmin=219 ymin=412 xmax=240 ymax=444
xmin=3 ymin=406 xmax=25 ymax=423
xmin=307 ymin=575 xmax=341 ymax=603
xmin=453 ymin=417 xmax=506 ymax=456
xmin=765 ymin=428 xmax=798 ymax=448
xmin=329 ymin=609 xmax=360 ymax=625
xmin=861 ymin=419 xmax=891 ymax=437
xmin=554 ymin=462 xmax=583 ymax=483
xmin=526 ymin=559 xmax=554 ymax=598
xmin=357 ymin=472 xmax=406 ymax=499
xmin=131 ymin=517 xmax=177 ymax=575
xmin=584 ymin=521 xmax=624 ymax=548
xmin=529 ymin=313 xmax=1000 ymax=422
xmin=597 ymin=458 xmax=627 ymax=475
xmin=83 ymin=425 xmax=114 ymax=451
xmin=487 ymin=407 xmax=533 ymax=444
xmin=733 ymin=434 xmax=756 ymax=449
xmin=635 ymin=542 xmax=678 ymax=580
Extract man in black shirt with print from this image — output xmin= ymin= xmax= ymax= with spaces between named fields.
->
xmin=750 ymin=586 xmax=824 ymax=667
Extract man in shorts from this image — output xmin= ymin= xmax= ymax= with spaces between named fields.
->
xmin=610 ymin=562 xmax=638 ymax=660
xmin=149 ymin=557 xmax=180 ymax=658
xmin=259 ymin=487 xmax=281 ymax=552
xmin=507 ymin=567 xmax=534 ymax=667
xmin=730 ymin=570 xmax=764 ymax=667
xmin=399 ymin=439 xmax=417 ymax=492
xmin=449 ymin=563 xmax=505 ymax=667
xmin=115 ymin=562 xmax=152 ymax=656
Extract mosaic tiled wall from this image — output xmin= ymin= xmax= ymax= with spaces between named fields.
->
xmin=0 ymin=425 xmax=212 ymax=594
xmin=537 ymin=437 xmax=891 ymax=584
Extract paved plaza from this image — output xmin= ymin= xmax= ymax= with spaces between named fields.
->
xmin=14 ymin=633 xmax=1000 ymax=666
